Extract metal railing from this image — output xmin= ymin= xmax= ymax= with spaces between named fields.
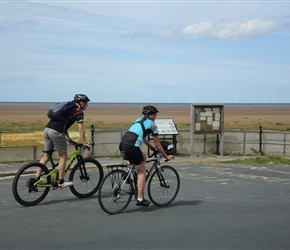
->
xmin=2 ymin=126 xmax=290 ymax=163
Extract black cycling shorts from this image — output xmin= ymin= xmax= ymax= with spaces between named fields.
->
xmin=119 ymin=142 xmax=145 ymax=165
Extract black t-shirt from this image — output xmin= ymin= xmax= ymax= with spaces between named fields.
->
xmin=46 ymin=106 xmax=84 ymax=133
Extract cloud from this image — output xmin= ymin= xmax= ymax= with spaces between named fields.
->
xmin=159 ymin=19 xmax=282 ymax=42
xmin=120 ymin=30 xmax=149 ymax=40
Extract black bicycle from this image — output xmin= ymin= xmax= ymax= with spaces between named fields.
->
xmin=98 ymin=142 xmax=180 ymax=215
xmin=12 ymin=141 xmax=104 ymax=206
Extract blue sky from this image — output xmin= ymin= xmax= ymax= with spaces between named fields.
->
xmin=0 ymin=0 xmax=290 ymax=103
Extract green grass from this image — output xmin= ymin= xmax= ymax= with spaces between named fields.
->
xmin=1 ymin=122 xmax=290 ymax=132
xmin=0 ymin=122 xmax=47 ymax=132
xmin=229 ymin=154 xmax=290 ymax=165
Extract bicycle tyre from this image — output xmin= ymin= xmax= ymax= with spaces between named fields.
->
xmin=148 ymin=165 xmax=180 ymax=207
xmin=98 ymin=169 xmax=133 ymax=215
xmin=69 ymin=158 xmax=104 ymax=198
xmin=12 ymin=162 xmax=51 ymax=206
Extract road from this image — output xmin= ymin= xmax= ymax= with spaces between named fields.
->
xmin=1 ymin=163 xmax=290 ymax=249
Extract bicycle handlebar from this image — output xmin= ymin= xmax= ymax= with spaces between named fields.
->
xmin=69 ymin=140 xmax=87 ymax=150
xmin=148 ymin=148 xmax=173 ymax=162
xmin=148 ymin=148 xmax=159 ymax=158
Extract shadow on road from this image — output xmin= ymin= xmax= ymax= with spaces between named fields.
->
xmin=124 ymin=199 xmax=204 ymax=214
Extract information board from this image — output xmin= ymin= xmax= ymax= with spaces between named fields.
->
xmin=155 ymin=118 xmax=178 ymax=135
xmin=192 ymin=105 xmax=224 ymax=134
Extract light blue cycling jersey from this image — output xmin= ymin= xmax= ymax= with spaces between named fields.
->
xmin=121 ymin=117 xmax=158 ymax=147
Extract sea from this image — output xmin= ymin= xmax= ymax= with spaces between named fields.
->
xmin=1 ymin=102 xmax=290 ymax=107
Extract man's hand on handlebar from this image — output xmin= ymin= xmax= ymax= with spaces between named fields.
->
xmin=67 ymin=139 xmax=90 ymax=151
xmin=83 ymin=142 xmax=91 ymax=151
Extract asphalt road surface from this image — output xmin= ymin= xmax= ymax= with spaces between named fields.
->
xmin=1 ymin=163 xmax=290 ymax=249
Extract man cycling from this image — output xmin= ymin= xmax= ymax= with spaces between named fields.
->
xmin=119 ymin=105 xmax=174 ymax=206
xmin=36 ymin=94 xmax=91 ymax=189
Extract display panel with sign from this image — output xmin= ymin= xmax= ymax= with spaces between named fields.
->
xmin=192 ymin=105 xmax=224 ymax=134
xmin=154 ymin=118 xmax=178 ymax=135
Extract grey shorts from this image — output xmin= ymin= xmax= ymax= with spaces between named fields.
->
xmin=43 ymin=127 xmax=67 ymax=154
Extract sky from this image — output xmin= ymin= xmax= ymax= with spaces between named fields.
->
xmin=0 ymin=0 xmax=290 ymax=103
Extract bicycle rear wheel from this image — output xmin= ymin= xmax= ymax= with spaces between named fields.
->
xmin=148 ymin=165 xmax=180 ymax=207
xmin=98 ymin=169 xmax=133 ymax=215
xmin=69 ymin=158 xmax=104 ymax=198
xmin=12 ymin=162 xmax=51 ymax=206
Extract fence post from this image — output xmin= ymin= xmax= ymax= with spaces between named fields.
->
xmin=259 ymin=126 xmax=263 ymax=153
xmin=283 ymin=133 xmax=286 ymax=156
xmin=215 ymin=134 xmax=220 ymax=155
xmin=203 ymin=134 xmax=206 ymax=154
xmin=90 ymin=124 xmax=95 ymax=157
xmin=33 ymin=146 xmax=37 ymax=160
xmin=243 ymin=132 xmax=246 ymax=154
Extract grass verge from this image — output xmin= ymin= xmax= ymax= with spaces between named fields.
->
xmin=229 ymin=154 xmax=290 ymax=165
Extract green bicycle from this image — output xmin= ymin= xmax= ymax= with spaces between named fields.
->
xmin=12 ymin=141 xmax=103 ymax=206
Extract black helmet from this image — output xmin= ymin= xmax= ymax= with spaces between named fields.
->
xmin=142 ymin=105 xmax=159 ymax=116
xmin=74 ymin=94 xmax=90 ymax=103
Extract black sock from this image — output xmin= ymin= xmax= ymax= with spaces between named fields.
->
xmin=59 ymin=179 xmax=64 ymax=184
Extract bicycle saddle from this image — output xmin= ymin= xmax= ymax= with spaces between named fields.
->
xmin=120 ymin=151 xmax=134 ymax=164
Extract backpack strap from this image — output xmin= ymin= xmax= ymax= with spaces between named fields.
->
xmin=134 ymin=117 xmax=148 ymax=139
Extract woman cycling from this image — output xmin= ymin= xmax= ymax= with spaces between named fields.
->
xmin=119 ymin=105 xmax=174 ymax=207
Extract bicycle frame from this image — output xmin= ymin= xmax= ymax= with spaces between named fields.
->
xmin=110 ymin=152 xmax=164 ymax=193
xmin=145 ymin=155 xmax=163 ymax=179
xmin=34 ymin=144 xmax=84 ymax=188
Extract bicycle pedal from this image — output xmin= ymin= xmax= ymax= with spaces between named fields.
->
xmin=52 ymin=182 xmax=58 ymax=190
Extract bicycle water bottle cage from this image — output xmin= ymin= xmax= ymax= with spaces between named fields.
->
xmin=121 ymin=151 xmax=134 ymax=164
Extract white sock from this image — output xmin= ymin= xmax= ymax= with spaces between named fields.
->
xmin=137 ymin=198 xmax=143 ymax=202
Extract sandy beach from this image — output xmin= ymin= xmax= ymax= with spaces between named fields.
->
xmin=0 ymin=103 xmax=290 ymax=131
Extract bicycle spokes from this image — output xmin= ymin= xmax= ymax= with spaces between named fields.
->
xmin=69 ymin=158 xmax=103 ymax=198
xmin=147 ymin=166 xmax=180 ymax=207
xmin=12 ymin=162 xmax=51 ymax=206
xmin=98 ymin=169 xmax=133 ymax=215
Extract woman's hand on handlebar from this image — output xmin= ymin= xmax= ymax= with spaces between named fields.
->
xmin=166 ymin=155 xmax=175 ymax=161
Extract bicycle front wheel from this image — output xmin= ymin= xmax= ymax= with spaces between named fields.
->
xmin=69 ymin=158 xmax=104 ymax=198
xmin=98 ymin=169 xmax=133 ymax=215
xmin=148 ymin=165 xmax=180 ymax=207
xmin=12 ymin=162 xmax=51 ymax=206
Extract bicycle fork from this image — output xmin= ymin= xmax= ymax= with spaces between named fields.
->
xmin=156 ymin=167 xmax=170 ymax=188
xmin=77 ymin=156 xmax=89 ymax=182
